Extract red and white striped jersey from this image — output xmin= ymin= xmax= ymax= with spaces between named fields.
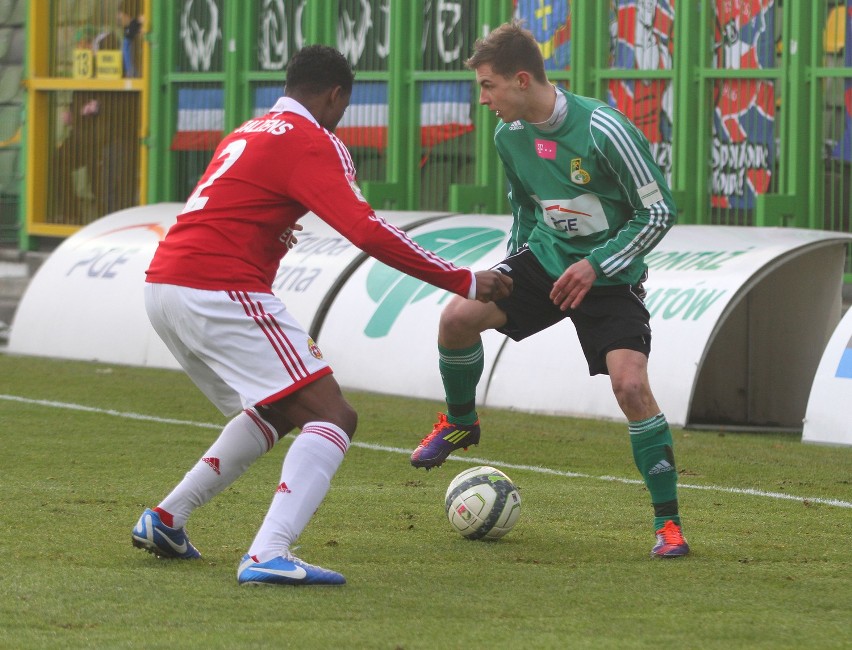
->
xmin=146 ymin=97 xmax=474 ymax=297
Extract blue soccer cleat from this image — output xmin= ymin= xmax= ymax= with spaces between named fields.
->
xmin=132 ymin=508 xmax=201 ymax=559
xmin=410 ymin=413 xmax=481 ymax=470
xmin=650 ymin=520 xmax=690 ymax=558
xmin=237 ymin=553 xmax=346 ymax=586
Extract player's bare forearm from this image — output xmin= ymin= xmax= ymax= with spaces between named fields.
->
xmin=474 ymin=270 xmax=513 ymax=303
xmin=550 ymin=259 xmax=596 ymax=310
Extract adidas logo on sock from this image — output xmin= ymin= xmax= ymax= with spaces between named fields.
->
xmin=276 ymin=482 xmax=291 ymax=494
xmin=203 ymin=457 xmax=221 ymax=474
xmin=648 ymin=459 xmax=674 ymax=475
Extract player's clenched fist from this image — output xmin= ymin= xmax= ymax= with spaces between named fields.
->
xmin=473 ymin=270 xmax=513 ymax=303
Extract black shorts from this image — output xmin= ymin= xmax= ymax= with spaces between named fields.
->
xmin=493 ymin=247 xmax=652 ymax=376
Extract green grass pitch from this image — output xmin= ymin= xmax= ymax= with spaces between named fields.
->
xmin=1 ymin=353 xmax=850 ymax=649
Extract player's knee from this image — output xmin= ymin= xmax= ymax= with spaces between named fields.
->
xmin=326 ymin=399 xmax=357 ymax=440
xmin=611 ymin=372 xmax=643 ymax=406
xmin=611 ymin=374 xmax=656 ymax=418
xmin=339 ymin=402 xmax=358 ymax=440
xmin=439 ymin=298 xmax=481 ymax=342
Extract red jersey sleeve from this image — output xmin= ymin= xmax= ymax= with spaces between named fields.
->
xmin=147 ymin=107 xmax=475 ymax=298
xmin=287 ymin=128 xmax=474 ymax=299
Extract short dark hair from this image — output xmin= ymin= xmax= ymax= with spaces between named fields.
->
xmin=465 ymin=22 xmax=547 ymax=84
xmin=285 ymin=45 xmax=355 ymax=96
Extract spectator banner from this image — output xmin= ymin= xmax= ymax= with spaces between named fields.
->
xmin=337 ymin=0 xmax=386 ymax=70
xmin=171 ymin=86 xmax=224 ymax=151
xmin=712 ymin=0 xmax=776 ymax=209
xmin=608 ymin=0 xmax=675 ymax=183
xmin=421 ymin=0 xmax=477 ymax=70
xmin=256 ymin=0 xmax=304 ymax=71
xmin=831 ymin=6 xmax=852 ymax=163
xmin=514 ymin=0 xmax=571 ymax=70
xmin=8 ymin=205 xmax=447 ymax=369
xmin=250 ymin=81 xmax=474 ymax=151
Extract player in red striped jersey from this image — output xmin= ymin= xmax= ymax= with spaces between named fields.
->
xmin=132 ymin=45 xmax=512 ymax=585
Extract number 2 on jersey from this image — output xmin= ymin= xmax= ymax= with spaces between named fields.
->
xmin=181 ymin=139 xmax=248 ymax=213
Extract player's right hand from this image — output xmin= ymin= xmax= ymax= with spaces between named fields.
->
xmin=473 ymin=270 xmax=513 ymax=303
xmin=282 ymin=222 xmax=304 ymax=250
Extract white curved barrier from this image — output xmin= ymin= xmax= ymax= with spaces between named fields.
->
xmin=323 ymin=222 xmax=850 ymax=428
xmin=484 ymin=227 xmax=851 ymax=428
xmin=9 ymin=206 xmax=851 ymax=433
xmin=10 ymin=204 xmax=183 ymax=368
xmin=803 ymin=307 xmax=852 ymax=446
xmin=317 ymin=214 xmax=513 ymax=400
xmin=8 ymin=205 xmax=449 ymax=368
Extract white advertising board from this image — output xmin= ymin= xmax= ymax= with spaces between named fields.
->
xmin=316 ymin=215 xmax=513 ymax=400
xmin=10 ymin=209 xmax=850 ymax=432
xmin=9 ymin=204 xmax=185 ymax=368
xmin=8 ymin=205 xmax=449 ymax=368
xmin=323 ymin=222 xmax=850 ymax=429
xmin=488 ymin=227 xmax=851 ymax=427
xmin=803 ymin=308 xmax=852 ymax=446
xmin=269 ymin=210 xmax=449 ymax=334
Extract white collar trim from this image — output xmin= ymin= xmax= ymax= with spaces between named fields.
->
xmin=269 ymin=96 xmax=318 ymax=126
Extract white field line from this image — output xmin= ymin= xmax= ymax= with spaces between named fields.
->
xmin=3 ymin=393 xmax=851 ymax=509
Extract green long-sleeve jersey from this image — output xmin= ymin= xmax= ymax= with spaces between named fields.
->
xmin=495 ymin=88 xmax=677 ymax=286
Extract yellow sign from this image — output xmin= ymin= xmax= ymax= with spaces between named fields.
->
xmin=72 ymin=48 xmax=94 ymax=78
xmin=96 ymin=50 xmax=123 ymax=79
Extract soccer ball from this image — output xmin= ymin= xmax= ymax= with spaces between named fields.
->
xmin=445 ymin=465 xmax=521 ymax=540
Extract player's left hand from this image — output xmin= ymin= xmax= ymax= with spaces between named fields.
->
xmin=550 ymin=259 xmax=596 ymax=311
xmin=473 ymin=270 xmax=513 ymax=303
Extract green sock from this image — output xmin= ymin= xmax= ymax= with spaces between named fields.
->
xmin=438 ymin=342 xmax=483 ymax=426
xmin=628 ymin=414 xmax=681 ymax=530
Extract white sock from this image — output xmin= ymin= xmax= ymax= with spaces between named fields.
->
xmin=157 ymin=408 xmax=279 ymax=529
xmin=248 ymin=421 xmax=349 ymax=563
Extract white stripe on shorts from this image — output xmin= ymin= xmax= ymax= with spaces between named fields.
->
xmin=144 ymin=283 xmax=330 ymax=416
xmin=228 ymin=290 xmax=310 ymax=383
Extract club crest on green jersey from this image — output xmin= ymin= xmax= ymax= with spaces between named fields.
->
xmin=571 ymin=158 xmax=591 ymax=185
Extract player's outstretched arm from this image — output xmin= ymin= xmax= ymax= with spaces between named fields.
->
xmin=473 ymin=270 xmax=513 ymax=303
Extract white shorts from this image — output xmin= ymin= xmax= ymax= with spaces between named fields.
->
xmin=145 ymin=283 xmax=332 ymax=416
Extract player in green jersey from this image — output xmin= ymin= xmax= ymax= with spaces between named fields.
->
xmin=410 ymin=22 xmax=688 ymax=558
